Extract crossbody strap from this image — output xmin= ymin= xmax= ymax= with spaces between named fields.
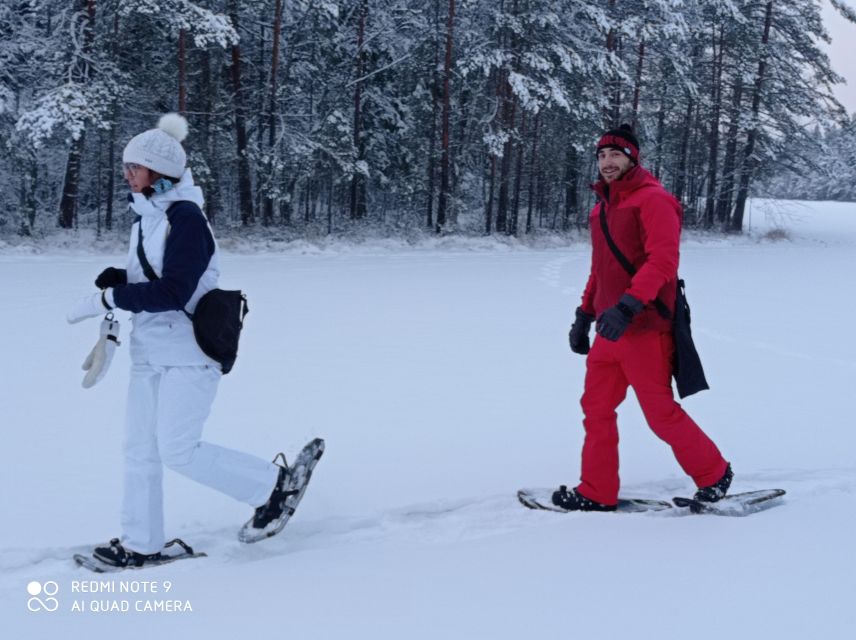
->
xmin=598 ymin=202 xmax=671 ymax=320
xmin=135 ymin=202 xmax=184 ymax=282
xmin=135 ymin=214 xmax=196 ymax=321
xmin=135 ymin=216 xmax=160 ymax=282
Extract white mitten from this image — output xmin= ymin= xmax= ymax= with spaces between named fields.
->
xmin=81 ymin=314 xmax=121 ymax=389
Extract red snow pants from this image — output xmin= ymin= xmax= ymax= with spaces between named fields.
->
xmin=576 ymin=330 xmax=728 ymax=506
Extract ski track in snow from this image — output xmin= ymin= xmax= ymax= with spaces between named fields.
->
xmin=536 ymin=253 xmax=586 ymax=297
xmin=695 ymin=326 xmax=856 ymax=371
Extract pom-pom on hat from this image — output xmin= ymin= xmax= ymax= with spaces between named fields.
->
xmin=596 ymin=123 xmax=639 ymax=163
xmin=122 ymin=113 xmax=189 ymax=179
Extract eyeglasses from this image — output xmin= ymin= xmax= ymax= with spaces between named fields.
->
xmin=122 ymin=163 xmax=145 ymax=177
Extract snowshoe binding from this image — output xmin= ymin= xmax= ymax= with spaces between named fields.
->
xmin=238 ymin=438 xmax=325 ymax=543
xmin=74 ymin=538 xmax=206 ymax=573
xmin=693 ymin=463 xmax=734 ymax=503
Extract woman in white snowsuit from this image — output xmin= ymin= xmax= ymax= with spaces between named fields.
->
xmin=66 ymin=114 xmax=311 ymax=567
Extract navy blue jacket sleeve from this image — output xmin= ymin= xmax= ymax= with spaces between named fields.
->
xmin=112 ymin=203 xmax=214 ymax=313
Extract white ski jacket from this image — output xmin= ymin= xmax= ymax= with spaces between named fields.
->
xmin=112 ymin=169 xmax=220 ymax=367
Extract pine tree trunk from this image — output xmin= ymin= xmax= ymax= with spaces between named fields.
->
xmin=229 ymin=0 xmax=254 ymax=226
xmin=449 ymin=85 xmax=469 ymax=228
xmin=95 ymin=133 xmax=103 ymax=236
xmin=732 ymin=1 xmax=773 ymax=233
xmin=525 ymin=112 xmax=540 ymax=234
xmin=105 ymin=9 xmax=120 ymax=231
xmin=509 ymin=111 xmax=526 ymax=236
xmin=105 ymin=109 xmax=116 ymax=232
xmin=537 ymin=165 xmax=544 ymax=230
xmin=703 ymin=24 xmax=724 ymax=229
xmin=59 ymin=139 xmax=84 ymax=229
xmin=686 ymin=101 xmax=704 ymax=224
xmin=58 ymin=0 xmax=96 ymax=229
xmin=495 ymin=0 xmax=520 ymax=233
xmin=653 ymin=86 xmax=666 ymax=180
xmin=263 ymin=0 xmax=283 ymax=226
xmin=257 ymin=23 xmax=266 ymax=150
xmin=435 ymin=0 xmax=456 ymax=233
xmin=327 ymin=173 xmax=334 ymax=234
xmin=350 ymin=0 xmax=368 ymax=221
xmin=283 ymin=175 xmax=297 ymax=225
xmin=673 ymin=96 xmax=694 ymax=203
xmin=484 ymin=62 xmax=502 ymax=235
xmin=631 ymin=38 xmax=645 ymax=128
xmin=425 ymin=0 xmax=441 ymax=230
xmin=562 ymin=144 xmax=578 ymax=231
xmin=310 ymin=179 xmax=318 ymax=221
xmin=201 ymin=49 xmax=220 ymax=224
xmin=178 ymin=29 xmax=186 ymax=114
xmin=25 ymin=160 xmax=37 ymax=233
xmin=604 ymin=0 xmax=618 ymax=127
xmin=716 ymin=76 xmax=743 ymax=225
xmin=485 ymin=154 xmax=496 ymax=234
xmin=495 ymin=87 xmax=515 ymax=233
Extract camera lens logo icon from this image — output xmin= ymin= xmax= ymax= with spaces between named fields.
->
xmin=27 ymin=581 xmax=59 ymax=612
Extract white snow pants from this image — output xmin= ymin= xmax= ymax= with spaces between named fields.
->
xmin=121 ymin=363 xmax=279 ymax=554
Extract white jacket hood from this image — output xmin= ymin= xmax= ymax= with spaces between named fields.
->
xmin=129 ymin=168 xmax=204 ymax=219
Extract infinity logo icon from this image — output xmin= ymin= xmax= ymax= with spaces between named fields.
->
xmin=27 ymin=581 xmax=59 ymax=612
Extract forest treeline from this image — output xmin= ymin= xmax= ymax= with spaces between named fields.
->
xmin=0 ymin=0 xmax=852 ymax=238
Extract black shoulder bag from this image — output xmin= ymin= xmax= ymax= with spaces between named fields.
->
xmin=135 ymin=207 xmax=249 ymax=375
xmin=598 ymin=202 xmax=709 ymax=399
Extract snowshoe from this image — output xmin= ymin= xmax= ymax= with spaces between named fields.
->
xmin=238 ymin=438 xmax=325 ymax=543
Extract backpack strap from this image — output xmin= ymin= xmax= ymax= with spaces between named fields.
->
xmin=598 ymin=201 xmax=672 ymax=320
xmin=135 ymin=216 xmax=160 ymax=282
xmin=135 ymin=202 xmax=191 ymax=283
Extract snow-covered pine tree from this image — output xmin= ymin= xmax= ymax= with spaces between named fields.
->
xmin=1 ymin=0 xmax=852 ymax=239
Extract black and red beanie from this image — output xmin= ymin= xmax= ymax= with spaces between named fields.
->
xmin=596 ymin=123 xmax=639 ymax=163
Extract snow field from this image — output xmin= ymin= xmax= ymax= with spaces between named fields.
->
xmin=1 ymin=199 xmax=854 ymax=638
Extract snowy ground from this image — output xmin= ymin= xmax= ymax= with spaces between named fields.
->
xmin=1 ymin=199 xmax=854 ymax=639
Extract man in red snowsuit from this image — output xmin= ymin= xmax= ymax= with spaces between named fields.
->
xmin=555 ymin=124 xmax=732 ymax=511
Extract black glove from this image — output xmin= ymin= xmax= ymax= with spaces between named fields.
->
xmin=94 ymin=267 xmax=127 ymax=289
xmin=596 ymin=294 xmax=644 ymax=342
xmin=568 ymin=307 xmax=595 ymax=355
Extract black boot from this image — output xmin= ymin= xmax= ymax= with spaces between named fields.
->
xmin=238 ymin=440 xmax=326 ymax=544
xmin=93 ymin=538 xmax=160 ymax=568
xmin=551 ymin=485 xmax=617 ymax=512
xmin=249 ymin=454 xmax=297 ymax=530
xmin=694 ymin=463 xmax=733 ymax=502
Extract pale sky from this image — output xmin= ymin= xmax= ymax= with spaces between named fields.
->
xmin=821 ymin=0 xmax=856 ymax=115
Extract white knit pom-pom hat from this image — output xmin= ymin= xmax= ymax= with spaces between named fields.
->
xmin=122 ymin=113 xmax=189 ymax=178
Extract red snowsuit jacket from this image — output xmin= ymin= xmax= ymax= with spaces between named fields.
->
xmin=580 ymin=165 xmax=680 ymax=335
